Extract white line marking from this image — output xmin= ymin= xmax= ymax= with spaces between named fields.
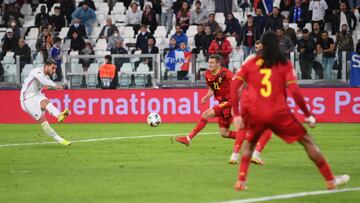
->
xmin=0 ymin=132 xmax=218 ymax=148
xmin=218 ymin=187 xmax=360 ymax=203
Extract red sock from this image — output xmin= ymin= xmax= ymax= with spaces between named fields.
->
xmin=238 ymin=154 xmax=251 ymax=182
xmin=225 ymin=131 xmax=236 ymax=139
xmin=233 ymin=130 xmax=246 ymax=153
xmin=188 ymin=118 xmax=208 ymax=140
xmin=255 ymin=130 xmax=272 ymax=152
xmin=315 ymin=158 xmax=335 ymax=181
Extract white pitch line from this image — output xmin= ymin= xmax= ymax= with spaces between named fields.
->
xmin=0 ymin=132 xmax=218 ymax=148
xmin=218 ymin=187 xmax=360 ymax=203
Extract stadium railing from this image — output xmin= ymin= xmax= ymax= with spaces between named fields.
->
xmin=0 ymin=51 xmax=351 ymax=89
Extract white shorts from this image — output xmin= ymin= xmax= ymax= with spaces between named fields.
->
xmin=20 ymin=94 xmax=47 ymax=121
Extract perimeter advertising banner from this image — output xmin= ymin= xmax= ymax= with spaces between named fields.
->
xmin=0 ymin=88 xmax=359 ymax=123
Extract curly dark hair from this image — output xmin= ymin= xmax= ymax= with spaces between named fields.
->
xmin=260 ymin=31 xmax=287 ymax=68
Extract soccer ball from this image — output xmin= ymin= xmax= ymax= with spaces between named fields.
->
xmin=147 ymin=113 xmax=161 ymax=127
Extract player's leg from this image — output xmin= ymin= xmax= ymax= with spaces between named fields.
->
xmin=229 ymin=129 xmax=246 ymax=164
xmin=298 ymin=134 xmax=349 ymax=189
xmin=235 ymin=127 xmax=266 ymax=191
xmin=39 ymin=99 xmax=71 ymax=146
xmin=251 ymin=130 xmax=272 ymax=165
xmin=36 ymin=115 xmax=70 ymax=146
xmin=175 ymin=108 xmax=215 ymax=146
xmin=40 ymin=99 xmax=70 ymax=122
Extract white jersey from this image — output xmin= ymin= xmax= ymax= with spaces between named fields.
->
xmin=20 ymin=67 xmax=57 ymax=101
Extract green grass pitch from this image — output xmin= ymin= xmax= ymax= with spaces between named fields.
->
xmin=0 ymin=123 xmax=359 ymax=203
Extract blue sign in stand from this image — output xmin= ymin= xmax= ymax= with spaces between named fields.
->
xmin=350 ymin=52 xmax=360 ymax=87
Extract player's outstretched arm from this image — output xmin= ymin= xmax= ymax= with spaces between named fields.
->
xmin=287 ymin=82 xmax=316 ymax=127
xmin=35 ymin=72 xmax=57 ymax=88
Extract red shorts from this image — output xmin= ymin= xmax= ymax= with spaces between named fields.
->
xmin=244 ymin=110 xmax=307 ymax=144
xmin=213 ymin=101 xmax=232 ymax=129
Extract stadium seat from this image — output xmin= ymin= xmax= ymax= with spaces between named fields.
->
xmin=26 ymin=28 xmax=39 ymax=40
xmin=23 ymin=16 xmax=36 ymax=29
xmin=112 ymin=2 xmax=126 ymax=15
xmin=289 ymin=23 xmax=298 ymax=31
xmin=21 ymin=64 xmax=34 ymax=83
xmin=34 ymin=3 xmax=48 ymax=16
xmin=122 ymin=26 xmax=135 ymax=38
xmin=49 ymin=3 xmax=60 ymax=15
xmin=26 ymin=39 xmax=37 ymax=51
xmin=95 ymin=51 xmax=111 ymax=63
xmin=114 ymin=14 xmax=127 ymax=24
xmin=3 ymin=64 xmax=17 ymax=82
xmin=154 ymin=26 xmax=167 ymax=38
xmin=34 ymin=52 xmax=44 ymax=65
xmin=3 ymin=56 xmax=15 ymax=64
xmin=69 ymin=51 xmax=80 ymax=64
xmin=59 ymin=27 xmax=69 ymax=39
xmin=119 ymin=63 xmax=133 ymax=87
xmin=94 ymin=38 xmax=108 ymax=51
xmin=304 ymin=23 xmax=312 ymax=32
xmin=86 ymin=63 xmax=100 ymax=87
xmin=187 ymin=37 xmax=194 ymax=48
xmin=0 ymin=32 xmax=5 ymax=40
xmin=70 ymin=63 xmax=84 ymax=87
xmin=186 ymin=25 xmax=197 ymax=37
xmin=20 ymin=3 xmax=32 ymax=16
xmin=135 ymin=63 xmax=150 ymax=86
xmin=227 ymin=36 xmax=237 ymax=48
xmin=215 ymin=13 xmax=225 ymax=24
xmin=5 ymin=52 xmax=15 ymax=57
xmin=90 ymin=27 xmax=103 ymax=40
xmin=61 ymin=39 xmax=71 ymax=52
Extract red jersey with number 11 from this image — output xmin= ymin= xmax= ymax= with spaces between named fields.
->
xmin=205 ymin=67 xmax=233 ymax=103
xmin=235 ymin=57 xmax=297 ymax=120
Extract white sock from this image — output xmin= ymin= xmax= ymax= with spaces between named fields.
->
xmin=252 ymin=150 xmax=261 ymax=158
xmin=186 ymin=136 xmax=191 ymax=142
xmin=231 ymin=152 xmax=239 ymax=160
xmin=45 ymin=103 xmax=60 ymax=118
xmin=41 ymin=121 xmax=64 ymax=143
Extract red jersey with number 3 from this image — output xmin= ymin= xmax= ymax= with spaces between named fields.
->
xmin=205 ymin=67 xmax=233 ymax=103
xmin=235 ymin=57 xmax=297 ymax=121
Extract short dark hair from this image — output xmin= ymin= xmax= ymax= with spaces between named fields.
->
xmin=208 ymin=54 xmax=222 ymax=62
xmin=195 ymin=0 xmax=201 ymax=5
xmin=53 ymin=37 xmax=62 ymax=43
xmin=45 ymin=58 xmax=57 ymax=66
xmin=302 ymin=29 xmax=309 ymax=34
xmin=105 ymin=55 xmax=112 ymax=63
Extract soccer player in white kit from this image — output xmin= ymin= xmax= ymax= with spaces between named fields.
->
xmin=20 ymin=59 xmax=71 ymax=146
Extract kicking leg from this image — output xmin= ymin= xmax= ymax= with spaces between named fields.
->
xmin=175 ymin=108 xmax=215 ymax=146
xmin=40 ymin=99 xmax=70 ymax=123
xmin=298 ymin=134 xmax=349 ymax=189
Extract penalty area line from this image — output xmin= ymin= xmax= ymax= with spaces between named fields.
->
xmin=218 ymin=187 xmax=360 ymax=203
xmin=0 ymin=132 xmax=218 ymax=148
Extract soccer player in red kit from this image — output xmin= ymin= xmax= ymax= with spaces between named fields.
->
xmin=176 ymin=54 xmax=237 ymax=146
xmin=229 ymin=41 xmax=273 ymax=165
xmin=231 ymin=32 xmax=349 ymax=191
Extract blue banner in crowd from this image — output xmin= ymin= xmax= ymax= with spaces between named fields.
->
xmin=350 ymin=52 xmax=360 ymax=87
